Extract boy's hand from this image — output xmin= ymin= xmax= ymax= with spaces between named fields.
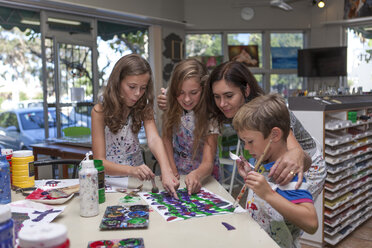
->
xmin=237 ymin=157 xmax=253 ymax=179
xmin=245 ymin=171 xmax=273 ymax=201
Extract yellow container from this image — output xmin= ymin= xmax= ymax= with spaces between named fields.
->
xmin=11 ymin=150 xmax=34 ymax=188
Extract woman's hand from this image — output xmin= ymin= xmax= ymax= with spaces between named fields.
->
xmin=245 ymin=171 xmax=273 ymax=201
xmin=268 ymin=147 xmax=304 ymax=188
xmin=185 ymin=171 xmax=202 ymax=195
xmin=157 ymin=88 xmax=167 ymax=111
xmin=161 ymin=170 xmax=180 ymax=199
xmin=130 ymin=164 xmax=155 ymax=181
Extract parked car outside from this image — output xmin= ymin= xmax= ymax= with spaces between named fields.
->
xmin=0 ymin=108 xmax=76 ymax=150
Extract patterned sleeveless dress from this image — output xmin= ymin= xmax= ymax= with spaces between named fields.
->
xmin=105 ymin=116 xmax=143 ymax=167
xmin=172 ymin=111 xmax=220 ymax=180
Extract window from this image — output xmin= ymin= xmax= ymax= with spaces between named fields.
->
xmin=97 ymin=20 xmax=148 ymax=88
xmin=270 ymin=33 xmax=303 ymax=69
xmin=269 ymin=33 xmax=304 ymax=97
xmin=270 ymin=74 xmax=303 ymax=98
xmin=185 ymin=34 xmax=223 ymax=70
xmin=347 ymin=27 xmax=372 ymax=92
xmin=0 ymin=5 xmax=148 ymax=138
xmin=227 ymin=33 xmax=262 ymax=67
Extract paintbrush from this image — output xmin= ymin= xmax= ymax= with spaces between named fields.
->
xmin=151 ymin=178 xmax=159 ymax=193
xmin=232 ymin=140 xmax=272 ymax=208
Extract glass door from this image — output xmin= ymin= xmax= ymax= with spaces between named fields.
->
xmin=41 ymin=11 xmax=97 ymax=139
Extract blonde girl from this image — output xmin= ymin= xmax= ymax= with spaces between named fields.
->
xmin=162 ymin=59 xmax=220 ymax=195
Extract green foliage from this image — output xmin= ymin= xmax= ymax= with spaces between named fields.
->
xmin=19 ymin=92 xmax=28 ymax=101
xmin=111 ymin=30 xmax=148 ymax=57
xmin=270 ymin=33 xmax=303 ymax=47
xmin=186 ymin=34 xmax=222 ymax=57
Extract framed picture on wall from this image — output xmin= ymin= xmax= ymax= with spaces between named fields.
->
xmin=344 ymin=0 xmax=372 ymax=19
xmin=271 ymin=47 xmax=300 ymax=69
xmin=193 ymin=55 xmax=224 ymax=70
xmin=228 ymin=45 xmax=259 ymax=67
xmin=171 ymin=40 xmax=183 ymax=61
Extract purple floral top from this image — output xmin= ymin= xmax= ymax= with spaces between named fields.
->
xmin=105 ymin=116 xmax=143 ymax=167
xmin=173 ymin=111 xmax=220 ymax=180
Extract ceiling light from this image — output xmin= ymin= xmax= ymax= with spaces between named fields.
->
xmin=318 ymin=0 xmax=325 ymax=8
xmin=48 ymin=17 xmax=81 ymax=26
xmin=270 ymin=0 xmax=293 ymax=11
xmin=20 ymin=19 xmax=40 ymax=25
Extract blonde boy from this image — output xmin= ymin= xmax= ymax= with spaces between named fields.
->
xmin=232 ymin=94 xmax=318 ymax=248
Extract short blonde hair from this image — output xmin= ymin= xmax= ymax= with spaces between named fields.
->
xmin=232 ymin=94 xmax=290 ymax=140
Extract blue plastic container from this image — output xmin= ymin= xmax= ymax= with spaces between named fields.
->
xmin=0 ymin=205 xmax=14 ymax=247
xmin=0 ymin=155 xmax=11 ymax=204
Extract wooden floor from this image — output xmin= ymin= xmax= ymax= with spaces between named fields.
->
xmin=302 ymin=217 xmax=372 ymax=248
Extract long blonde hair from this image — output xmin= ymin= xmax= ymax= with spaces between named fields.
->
xmin=162 ymin=59 xmax=210 ymax=158
xmin=98 ymin=54 xmax=154 ymax=134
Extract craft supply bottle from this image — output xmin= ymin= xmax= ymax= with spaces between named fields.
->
xmin=0 ymin=155 xmax=11 ymax=204
xmin=0 ymin=205 xmax=14 ymax=248
xmin=17 ymin=223 xmax=70 ymax=248
xmin=79 ymin=153 xmax=99 ymax=217
xmin=94 ymin=159 xmax=105 ymax=204
xmin=11 ymin=150 xmax=34 ymax=188
xmin=1 ymin=149 xmax=13 ymax=185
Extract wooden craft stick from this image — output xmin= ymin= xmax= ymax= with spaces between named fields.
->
xmin=233 ymin=140 xmax=272 ymax=208
xmin=253 ymin=139 xmax=272 ymax=172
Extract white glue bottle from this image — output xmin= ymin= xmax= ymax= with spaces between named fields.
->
xmin=79 ymin=152 xmax=99 ymax=217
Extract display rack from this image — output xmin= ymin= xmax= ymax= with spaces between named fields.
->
xmin=289 ymin=95 xmax=372 ymax=247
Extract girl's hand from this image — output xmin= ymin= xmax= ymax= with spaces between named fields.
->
xmin=185 ymin=171 xmax=202 ymax=195
xmin=245 ymin=171 xmax=273 ymax=201
xmin=171 ymin=168 xmax=180 ymax=180
xmin=237 ymin=157 xmax=253 ymax=179
xmin=268 ymin=148 xmax=304 ymax=187
xmin=161 ymin=170 xmax=180 ymax=199
xmin=157 ymin=88 xmax=167 ymax=111
xmin=130 ymin=164 xmax=155 ymax=181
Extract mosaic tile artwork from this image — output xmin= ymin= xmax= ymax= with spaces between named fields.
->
xmin=139 ymin=188 xmax=235 ymax=222
xmin=100 ymin=205 xmax=149 ymax=230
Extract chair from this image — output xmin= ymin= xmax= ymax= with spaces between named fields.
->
xmin=34 ymin=159 xmax=82 ymax=179
xmin=218 ymin=125 xmax=247 ymax=194
xmin=62 ymin=126 xmax=91 ymax=137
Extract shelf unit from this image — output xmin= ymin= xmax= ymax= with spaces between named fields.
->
xmin=289 ymin=95 xmax=372 ymax=247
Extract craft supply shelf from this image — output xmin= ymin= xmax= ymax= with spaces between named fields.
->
xmin=289 ymin=95 xmax=372 ymax=247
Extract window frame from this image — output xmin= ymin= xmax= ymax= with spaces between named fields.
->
xmin=186 ymin=29 xmax=309 ymax=94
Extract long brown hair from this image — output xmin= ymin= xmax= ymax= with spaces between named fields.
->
xmin=162 ymin=59 xmax=210 ymax=158
xmin=205 ymin=61 xmax=265 ymax=125
xmin=99 ymin=54 xmax=154 ymax=134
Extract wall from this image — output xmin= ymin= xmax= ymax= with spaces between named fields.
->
xmin=183 ymin=0 xmax=346 ymax=90
xmin=49 ymin=0 xmax=185 ymax=23
xmin=45 ymin=0 xmax=347 ymax=91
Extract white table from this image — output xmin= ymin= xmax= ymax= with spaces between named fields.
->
xmin=12 ymin=176 xmax=279 ymax=248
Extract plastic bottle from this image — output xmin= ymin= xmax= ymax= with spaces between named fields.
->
xmin=1 ymin=149 xmax=13 ymax=185
xmin=0 ymin=155 xmax=11 ymax=204
xmin=79 ymin=152 xmax=99 ymax=217
xmin=0 ymin=205 xmax=14 ymax=247
xmin=11 ymin=150 xmax=34 ymax=188
xmin=94 ymin=159 xmax=105 ymax=204
xmin=18 ymin=223 xmax=70 ymax=248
